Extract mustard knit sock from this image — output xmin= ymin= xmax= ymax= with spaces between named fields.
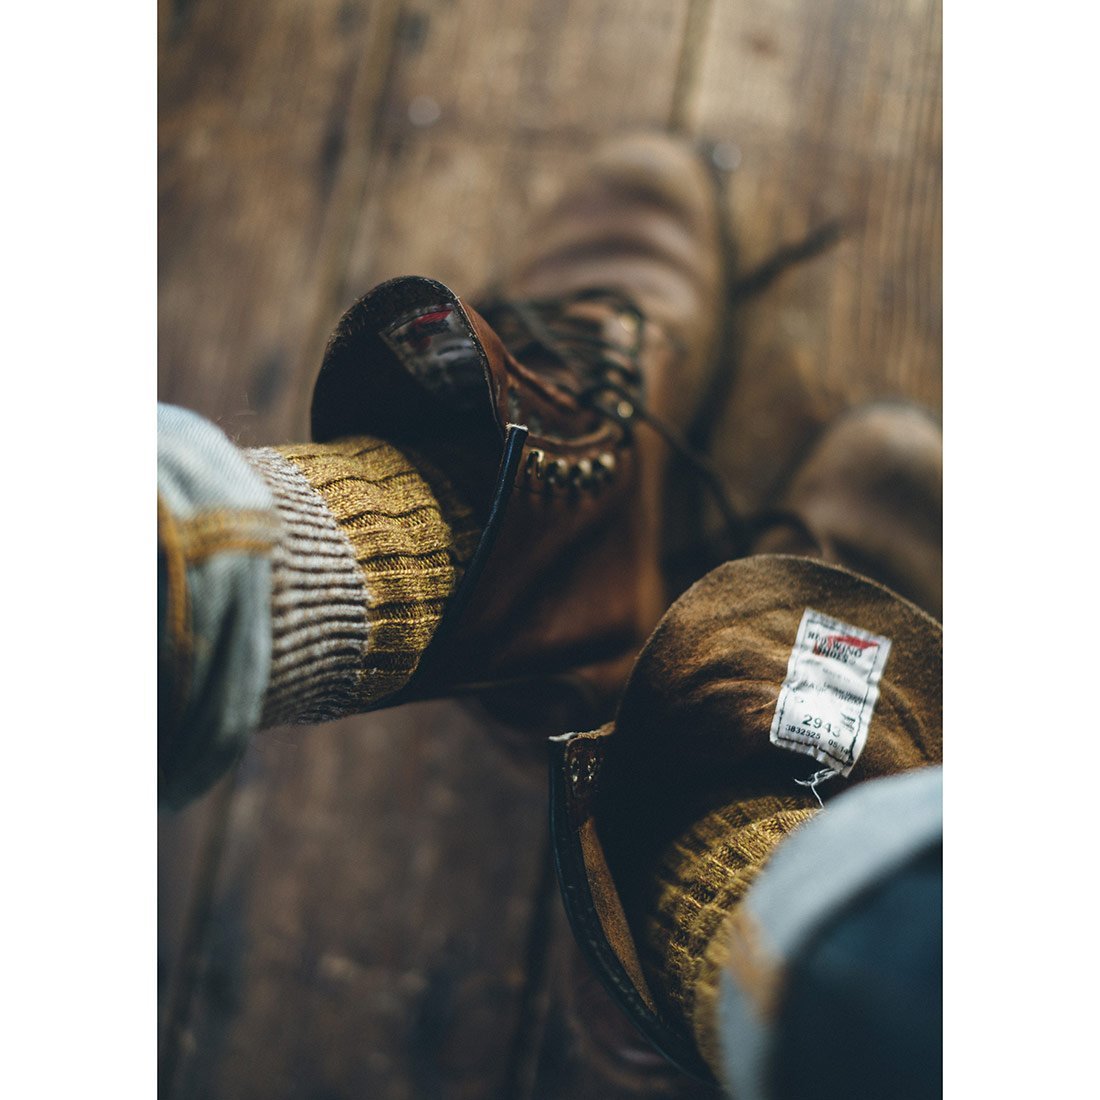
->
xmin=244 ymin=436 xmax=481 ymax=725
xmin=639 ymin=793 xmax=817 ymax=1073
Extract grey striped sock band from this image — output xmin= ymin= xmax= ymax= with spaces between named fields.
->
xmin=245 ymin=448 xmax=373 ymax=727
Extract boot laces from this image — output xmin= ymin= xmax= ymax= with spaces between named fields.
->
xmin=478 ymin=287 xmax=759 ymax=556
xmin=479 ymin=214 xmax=844 ymax=564
xmin=478 ymin=287 xmax=644 ymax=413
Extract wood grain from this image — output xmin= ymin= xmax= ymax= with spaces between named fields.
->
xmin=165 ymin=705 xmax=549 ymax=1099
xmin=158 ymin=0 xmax=403 ymax=443
xmin=690 ymin=0 xmax=942 ymax=512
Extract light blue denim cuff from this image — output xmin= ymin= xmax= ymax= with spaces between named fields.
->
xmin=716 ymin=766 xmax=943 ymax=1099
xmin=158 ymin=404 xmax=279 ymax=807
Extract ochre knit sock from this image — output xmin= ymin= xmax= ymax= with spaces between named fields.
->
xmin=639 ymin=793 xmax=817 ymax=1073
xmin=244 ymin=436 xmax=481 ymax=725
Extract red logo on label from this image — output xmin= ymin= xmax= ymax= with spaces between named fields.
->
xmin=813 ymin=633 xmax=879 ymax=661
xmin=398 ymin=308 xmax=454 ymax=352
xmin=823 ymin=634 xmax=877 ymax=652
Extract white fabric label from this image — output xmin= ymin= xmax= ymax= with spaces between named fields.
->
xmin=769 ymin=609 xmax=892 ymax=777
xmin=381 ymin=303 xmax=483 ymax=399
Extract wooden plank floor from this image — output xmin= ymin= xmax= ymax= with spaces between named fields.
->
xmin=158 ymin=1 xmax=940 ymax=1096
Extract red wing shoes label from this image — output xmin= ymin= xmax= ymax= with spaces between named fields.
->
xmin=381 ymin=303 xmax=485 ymax=401
xmin=769 ymin=609 xmax=893 ymax=776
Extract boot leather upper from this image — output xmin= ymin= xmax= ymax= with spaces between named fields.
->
xmin=310 ymin=135 xmax=729 ymax=718
xmin=549 ymin=555 xmax=943 ymax=1081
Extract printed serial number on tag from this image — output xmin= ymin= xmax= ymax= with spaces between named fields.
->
xmin=769 ymin=609 xmax=892 ymax=776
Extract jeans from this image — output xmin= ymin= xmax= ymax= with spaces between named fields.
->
xmin=717 ymin=766 xmax=943 ymax=1100
xmin=157 ymin=404 xmax=279 ymax=807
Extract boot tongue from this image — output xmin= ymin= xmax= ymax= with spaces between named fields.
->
xmin=311 ymin=276 xmax=508 ymax=519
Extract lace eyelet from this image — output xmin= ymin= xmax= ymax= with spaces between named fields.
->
xmin=525 ymin=448 xmax=545 ymax=480
xmin=570 ymin=458 xmax=596 ymax=489
xmin=545 ymin=458 xmax=569 ymax=487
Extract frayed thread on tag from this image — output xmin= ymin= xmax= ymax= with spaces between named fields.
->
xmin=794 ymin=767 xmax=838 ymax=809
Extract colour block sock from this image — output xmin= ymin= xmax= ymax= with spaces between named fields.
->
xmin=639 ymin=793 xmax=817 ymax=1073
xmin=245 ymin=436 xmax=482 ymax=725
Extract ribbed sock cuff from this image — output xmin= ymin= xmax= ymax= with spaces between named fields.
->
xmin=245 ymin=448 xmax=374 ymax=726
xmin=640 ymin=794 xmax=816 ymax=1073
xmin=244 ymin=437 xmax=482 ymax=724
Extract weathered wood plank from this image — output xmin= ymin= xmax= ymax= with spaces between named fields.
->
xmin=158 ymin=0 xmax=402 ymax=443
xmin=338 ymin=139 xmax=594 ymax=307
xmin=158 ymin=774 xmax=234 ymax=1045
xmin=372 ymin=0 xmax=692 ymax=140
xmin=687 ymin=0 xmax=942 ymax=512
xmin=166 ymin=705 xmax=550 ymax=1099
xmin=330 ymin=0 xmax=695 ymax=334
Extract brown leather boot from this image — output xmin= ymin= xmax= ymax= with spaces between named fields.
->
xmin=750 ymin=402 xmax=942 ymax=618
xmin=310 ymin=134 xmax=729 ymax=721
xmin=549 ymin=555 xmax=943 ymax=1083
xmin=547 ymin=403 xmax=943 ymax=1080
